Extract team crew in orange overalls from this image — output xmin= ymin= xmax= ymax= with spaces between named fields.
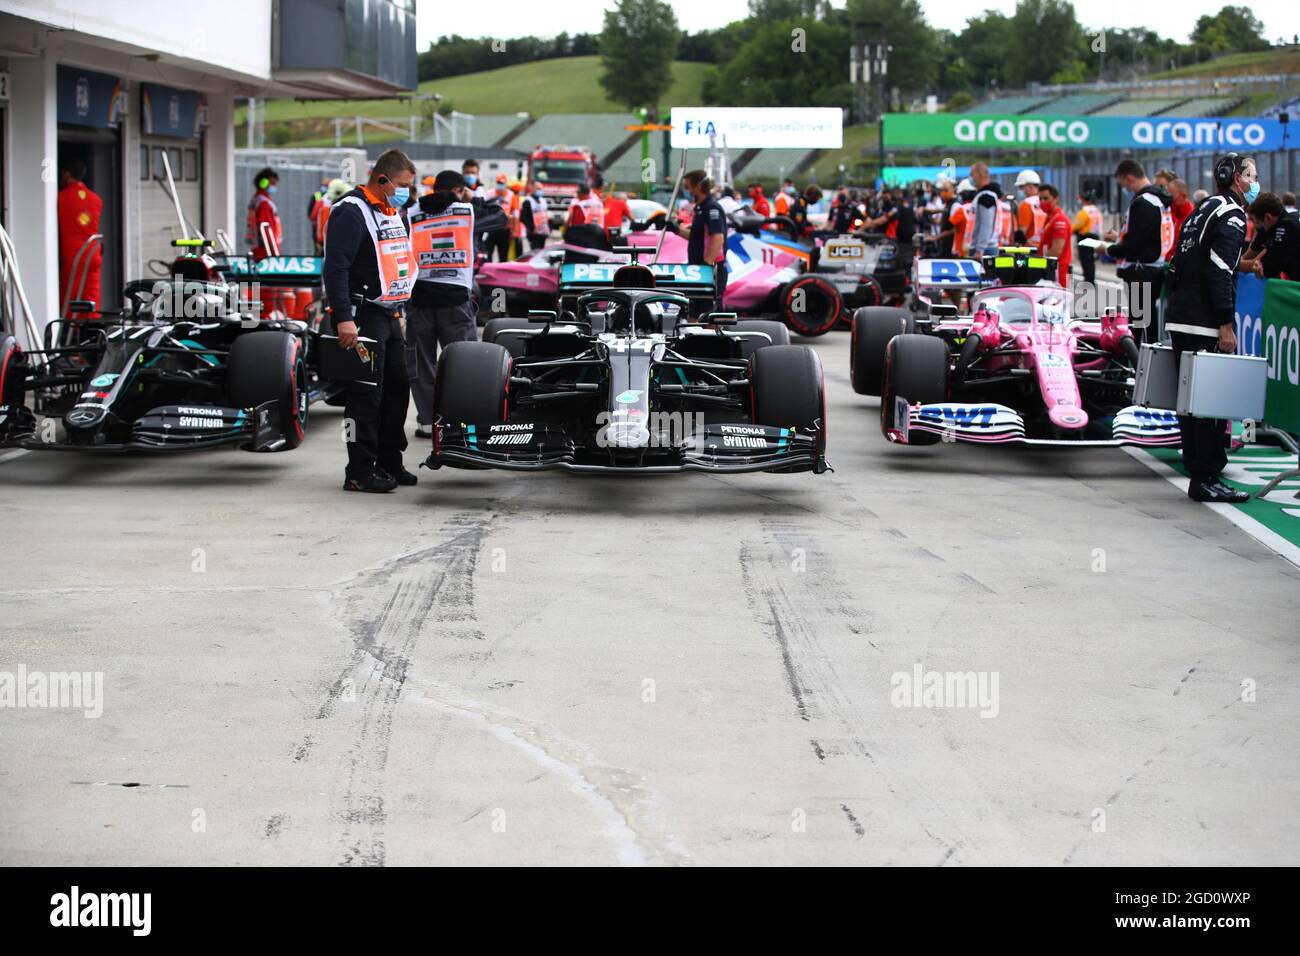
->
xmin=1014 ymin=169 xmax=1045 ymax=244
xmin=245 ymin=167 xmax=283 ymax=262
xmin=1072 ymin=191 xmax=1104 ymax=284
xmin=57 ymin=159 xmax=103 ymax=313
xmin=321 ymin=150 xmax=417 ymax=493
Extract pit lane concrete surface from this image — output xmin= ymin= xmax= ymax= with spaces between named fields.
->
xmin=1 ymin=331 xmax=1297 ymax=866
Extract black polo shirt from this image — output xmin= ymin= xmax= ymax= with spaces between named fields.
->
xmin=688 ymin=195 xmax=727 ymax=264
xmin=1249 ymin=210 xmax=1300 ymax=279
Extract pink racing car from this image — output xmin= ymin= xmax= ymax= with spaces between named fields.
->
xmin=476 ymin=242 xmax=627 ymax=317
xmin=626 ymin=224 xmax=846 ymax=336
xmin=849 ymin=249 xmax=1181 ymax=447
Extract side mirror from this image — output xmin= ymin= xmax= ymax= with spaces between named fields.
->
xmin=67 ymin=300 xmax=97 ymax=314
xmin=706 ymin=312 xmax=738 ymax=326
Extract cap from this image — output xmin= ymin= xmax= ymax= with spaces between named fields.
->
xmin=956 ymin=178 xmax=975 ymax=194
xmin=326 ymin=178 xmax=350 ymax=201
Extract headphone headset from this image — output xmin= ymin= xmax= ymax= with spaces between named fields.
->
xmin=1214 ymin=153 xmax=1240 ymax=187
xmin=257 ymin=177 xmax=269 ymax=189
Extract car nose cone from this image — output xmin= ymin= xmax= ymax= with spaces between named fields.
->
xmin=604 ymin=420 xmax=651 ymax=449
xmin=1048 ymin=405 xmax=1088 ymax=429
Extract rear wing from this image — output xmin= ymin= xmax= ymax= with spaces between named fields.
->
xmin=558 ymin=261 xmax=715 ymax=293
xmin=913 ymin=258 xmax=985 ymax=291
xmin=222 ymin=256 xmax=323 ymax=287
xmin=557 ymin=261 xmax=716 ymax=315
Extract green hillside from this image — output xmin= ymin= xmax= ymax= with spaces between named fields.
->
xmin=806 ymin=124 xmax=880 ymax=185
xmin=244 ymin=56 xmax=712 ymax=124
xmin=1150 ymin=47 xmax=1300 ymax=79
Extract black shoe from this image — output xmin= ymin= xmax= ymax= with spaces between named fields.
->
xmin=379 ymin=463 xmax=418 ymax=486
xmin=1188 ymin=479 xmax=1249 ymax=503
xmin=344 ymin=470 xmax=397 ymax=493
xmin=414 ymin=425 xmax=433 ymax=439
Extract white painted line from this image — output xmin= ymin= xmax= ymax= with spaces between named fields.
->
xmin=0 ymin=448 xmax=29 ymax=464
xmin=1125 ymin=447 xmax=1300 ymax=569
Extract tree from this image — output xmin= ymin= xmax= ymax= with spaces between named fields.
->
xmin=956 ymin=12 xmax=1016 ymax=91
xmin=1191 ymin=5 xmax=1269 ymax=54
xmin=701 ymin=18 xmax=850 ymax=108
xmin=1003 ymin=0 xmax=1089 ymax=88
xmin=843 ymin=0 xmax=940 ymax=94
xmin=748 ymin=0 xmax=826 ymax=17
xmin=599 ymin=0 xmax=680 ymax=113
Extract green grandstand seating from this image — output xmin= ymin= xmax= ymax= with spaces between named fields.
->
xmin=504 ymin=113 xmax=638 ymax=163
xmin=964 ymin=95 xmax=1056 ymax=114
xmin=1039 ymin=93 xmax=1125 ymax=114
xmin=1091 ymin=98 xmax=1186 ymax=116
xmin=1161 ymin=97 xmax=1241 ymax=117
xmin=423 ymin=114 xmax=531 ymax=149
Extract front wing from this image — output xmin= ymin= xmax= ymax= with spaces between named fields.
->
xmin=885 ymin=401 xmax=1181 ymax=448
xmin=427 ymin=421 xmax=829 ymax=474
xmin=15 ymin=401 xmax=285 ymax=453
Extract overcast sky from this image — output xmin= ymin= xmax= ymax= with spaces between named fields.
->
xmin=416 ymin=0 xmax=1295 ymax=48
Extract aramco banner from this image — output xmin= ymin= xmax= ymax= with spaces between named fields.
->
xmin=883 ymin=113 xmax=1288 ymax=151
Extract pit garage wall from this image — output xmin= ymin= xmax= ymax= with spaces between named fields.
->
xmin=1 ymin=40 xmax=239 ymax=337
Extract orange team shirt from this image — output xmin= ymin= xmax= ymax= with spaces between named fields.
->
xmin=949 ymin=204 xmax=969 ymax=255
xmin=604 ymin=194 xmax=631 ymax=230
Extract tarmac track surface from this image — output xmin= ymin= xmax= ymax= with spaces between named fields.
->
xmin=1 ymin=332 xmax=1297 ymax=865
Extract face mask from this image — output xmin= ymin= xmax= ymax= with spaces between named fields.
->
xmin=391 ymin=186 xmax=410 ymax=207
xmin=1244 ymin=181 xmax=1260 ymax=203
xmin=267 ymin=185 xmax=277 ymax=195
xmin=464 ymin=174 xmax=477 ymax=187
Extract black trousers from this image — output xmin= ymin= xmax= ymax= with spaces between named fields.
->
xmin=1076 ymin=239 xmax=1095 ymax=284
xmin=487 ymin=229 xmax=511 ymax=261
xmin=344 ymin=304 xmax=410 ymax=478
xmin=1119 ymin=266 xmax=1164 ymax=345
xmin=1170 ymin=330 xmax=1228 ymax=484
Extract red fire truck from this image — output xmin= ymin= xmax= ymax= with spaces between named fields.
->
xmin=527 ymin=145 xmax=599 ymax=228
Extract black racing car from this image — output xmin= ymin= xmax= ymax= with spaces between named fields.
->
xmin=425 ymin=261 xmax=828 ymax=475
xmin=0 ymin=245 xmax=334 ymax=453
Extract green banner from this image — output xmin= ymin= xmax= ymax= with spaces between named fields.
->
xmin=882 ymin=113 xmax=1288 ymax=151
xmin=1261 ymin=279 xmax=1300 ymax=434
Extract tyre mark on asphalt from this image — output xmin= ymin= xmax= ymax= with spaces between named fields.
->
xmin=405 ymin=676 xmax=692 ymax=866
xmin=840 ymin=803 xmax=865 ymax=838
xmin=740 ymin=517 xmax=978 ymax=860
xmin=1061 ymin=693 xmax=1246 ymax=865
xmin=297 ymin=515 xmax=490 ymax=866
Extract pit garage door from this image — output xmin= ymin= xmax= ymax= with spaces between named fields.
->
xmin=139 ymin=138 xmax=203 ymax=274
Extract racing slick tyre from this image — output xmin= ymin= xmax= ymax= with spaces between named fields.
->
xmin=0 ymin=334 xmax=20 ymax=406
xmin=778 ymin=275 xmax=842 ymax=337
xmin=750 ymin=345 xmax=826 ymax=452
xmin=733 ymin=319 xmax=791 ymax=361
xmin=881 ymin=333 xmax=948 ymax=446
xmin=434 ymin=341 xmax=511 ymax=425
xmin=482 ymin=318 xmax=545 ymax=359
xmin=850 ymin=307 xmax=914 ymax=396
xmin=228 ymin=331 xmax=307 ymax=450
xmin=838 ymin=276 xmax=884 ymax=327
